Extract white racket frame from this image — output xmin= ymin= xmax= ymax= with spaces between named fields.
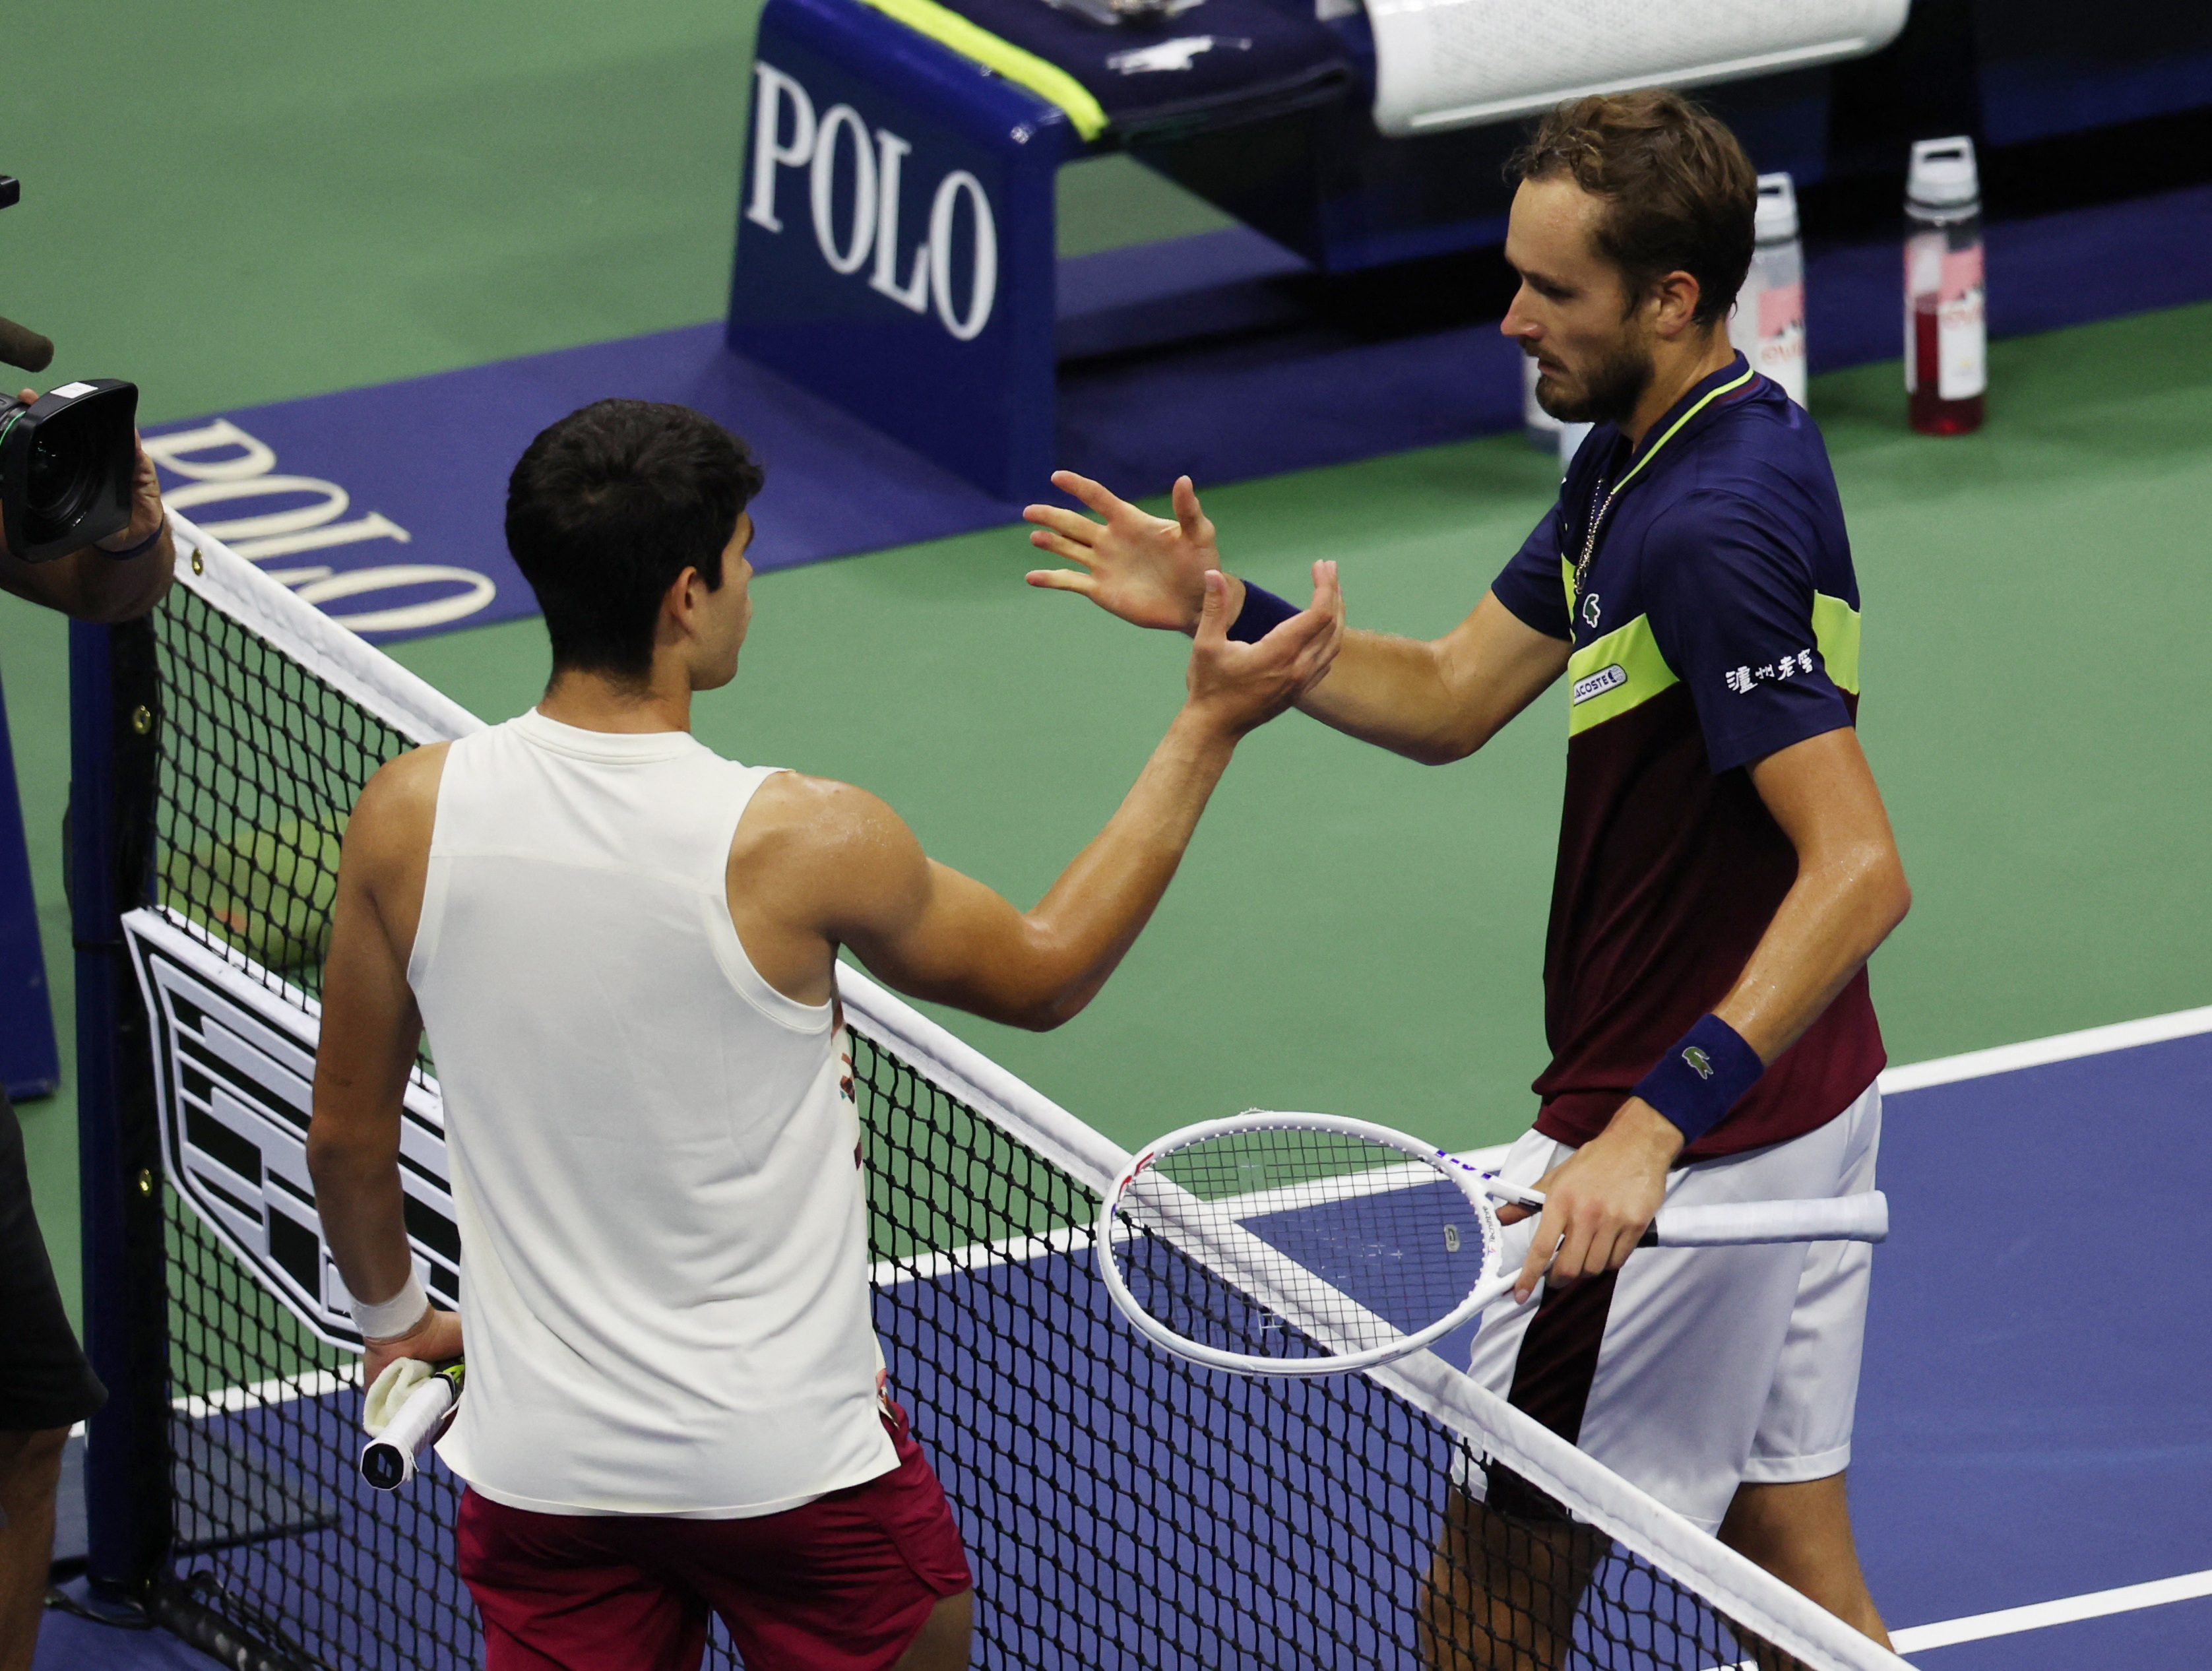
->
xmin=1098 ymin=1110 xmax=1894 ymax=1379
xmin=1094 ymin=1111 xmax=1511 ymax=1377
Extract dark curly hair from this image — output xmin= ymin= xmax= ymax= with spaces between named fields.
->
xmin=1510 ymin=89 xmax=1757 ymax=329
xmin=505 ymin=399 xmax=765 ymax=681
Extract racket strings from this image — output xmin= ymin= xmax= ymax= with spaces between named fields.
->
xmin=1110 ymin=1127 xmax=1501 ymax=1364
xmin=1110 ymin=1220 xmax=1337 ymax=1362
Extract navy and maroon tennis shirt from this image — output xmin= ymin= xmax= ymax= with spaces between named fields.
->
xmin=1491 ymin=352 xmax=1887 ymax=1159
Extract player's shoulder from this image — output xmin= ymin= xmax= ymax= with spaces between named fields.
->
xmin=733 ymin=771 xmax=914 ymax=867
xmin=730 ymin=771 xmax=930 ymax=922
xmin=1695 ymin=379 xmax=1841 ymax=497
xmin=743 ymin=769 xmax=893 ymax=830
xmin=353 ymin=742 xmax=450 ymax=832
xmin=341 ymin=743 xmax=450 ymax=887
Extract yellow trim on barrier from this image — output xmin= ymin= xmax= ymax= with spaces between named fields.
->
xmin=857 ymin=0 xmax=1112 ymax=140
xmin=1812 ymin=592 xmax=1860 ymax=695
xmin=1565 ymin=614 xmax=1678 ymax=737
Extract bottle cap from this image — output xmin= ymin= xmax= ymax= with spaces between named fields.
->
xmin=1754 ymin=173 xmax=1798 ymax=243
xmin=1907 ymin=137 xmax=1980 ymax=208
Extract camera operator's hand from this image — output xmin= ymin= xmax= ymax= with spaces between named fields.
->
xmin=0 ymin=387 xmax=175 ymax=623
xmin=94 ymin=427 xmax=169 ymax=557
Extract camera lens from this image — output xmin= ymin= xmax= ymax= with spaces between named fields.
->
xmin=0 ymin=380 xmax=139 ymax=561
xmin=26 ymin=428 xmax=96 ymax=528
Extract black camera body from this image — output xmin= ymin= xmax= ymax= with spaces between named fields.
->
xmin=0 ymin=381 xmax=139 ymax=563
xmin=0 ymin=173 xmax=141 ymax=563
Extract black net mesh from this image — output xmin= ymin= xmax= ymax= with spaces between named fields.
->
xmin=135 ymin=573 xmax=1821 ymax=1671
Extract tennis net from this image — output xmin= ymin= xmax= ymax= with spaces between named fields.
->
xmin=84 ymin=517 xmax=1911 ymax=1671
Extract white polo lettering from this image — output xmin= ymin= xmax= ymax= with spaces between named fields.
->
xmin=164 ymin=476 xmax=351 ymax=546
xmin=745 ymin=63 xmax=817 ymax=236
xmin=230 ymin=513 xmax=414 ymax=563
xmin=929 ymin=170 xmax=997 ymax=342
xmin=809 ymin=104 xmax=876 ymax=275
xmin=868 ymin=129 xmax=930 ymax=313
xmin=144 ymin=417 xmax=492 ymax=633
xmin=292 ymin=565 xmax=499 ymax=635
xmin=141 ymin=419 xmax=278 ymax=483
xmin=743 ymin=64 xmax=997 ymax=342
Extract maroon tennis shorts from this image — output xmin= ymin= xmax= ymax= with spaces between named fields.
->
xmin=457 ymin=1403 xmax=972 ymax=1671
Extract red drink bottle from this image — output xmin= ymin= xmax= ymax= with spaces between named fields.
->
xmin=1905 ymin=137 xmax=1985 ymax=435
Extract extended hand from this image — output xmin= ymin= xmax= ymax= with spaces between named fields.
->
xmin=1498 ymin=1098 xmax=1683 ymax=1301
xmin=363 ymin=1304 xmax=464 ymax=1387
xmin=1025 ymin=472 xmax=1224 ymax=634
xmin=1183 ymin=561 xmax=1342 ymax=737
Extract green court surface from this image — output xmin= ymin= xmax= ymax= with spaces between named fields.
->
xmin=7 ymin=7 xmax=2212 ymax=1333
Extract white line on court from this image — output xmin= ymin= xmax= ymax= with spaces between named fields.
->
xmin=1878 ymin=1003 xmax=2212 ymax=1092
xmin=1888 ymin=1566 xmax=2212 ymax=1653
xmin=174 ymin=1368 xmax=350 ymax=1422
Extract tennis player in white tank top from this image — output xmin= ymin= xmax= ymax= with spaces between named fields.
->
xmin=305 ymin=400 xmax=1343 ymax=1671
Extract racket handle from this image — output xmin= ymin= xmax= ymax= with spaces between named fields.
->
xmin=360 ymin=1364 xmax=461 ymax=1491
xmin=1644 ymin=1191 xmax=1887 ymax=1248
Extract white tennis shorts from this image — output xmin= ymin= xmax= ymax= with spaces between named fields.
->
xmin=1460 ymin=1080 xmax=1881 ymax=1533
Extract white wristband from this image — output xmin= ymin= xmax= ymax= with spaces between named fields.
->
xmin=351 ymin=1271 xmax=431 ymax=1342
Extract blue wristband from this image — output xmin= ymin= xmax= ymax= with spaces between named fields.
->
xmin=97 ymin=519 xmax=166 ymax=561
xmin=1631 ymin=1014 xmax=1764 ymax=1145
xmin=1227 ymin=582 xmax=1298 ymax=643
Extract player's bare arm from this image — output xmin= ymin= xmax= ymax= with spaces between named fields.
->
xmin=1503 ymin=726 xmax=1911 ymax=1297
xmin=1025 ymin=470 xmax=1567 ymax=758
xmin=308 ymin=742 xmax=462 ymax=1385
xmin=732 ymin=562 xmax=1344 ymax=1025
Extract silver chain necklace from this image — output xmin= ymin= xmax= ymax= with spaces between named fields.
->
xmin=1565 ymin=363 xmax=1760 ymax=615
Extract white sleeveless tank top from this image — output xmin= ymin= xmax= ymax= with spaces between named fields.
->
xmin=410 ymin=709 xmax=895 ymax=1516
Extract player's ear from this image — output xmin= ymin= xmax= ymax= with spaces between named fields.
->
xmin=1651 ymin=269 xmax=1703 ymax=338
xmin=655 ymin=565 xmax=702 ymax=650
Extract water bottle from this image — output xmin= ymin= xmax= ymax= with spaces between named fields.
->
xmin=1730 ymin=172 xmax=1808 ymax=408
xmin=1521 ymin=353 xmax=1563 ymax=451
xmin=1904 ymin=137 xmax=1985 ymax=435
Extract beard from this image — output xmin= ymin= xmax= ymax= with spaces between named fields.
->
xmin=1533 ymin=336 xmax=1655 ymax=427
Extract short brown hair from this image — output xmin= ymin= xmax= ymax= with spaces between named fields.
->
xmin=1510 ymin=90 xmax=1757 ymax=329
xmin=506 ymin=400 xmax=765 ymax=679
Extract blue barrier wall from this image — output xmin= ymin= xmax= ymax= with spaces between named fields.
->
xmin=728 ymin=0 xmax=1081 ymax=501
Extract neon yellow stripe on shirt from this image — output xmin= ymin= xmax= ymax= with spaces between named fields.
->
xmin=1565 ymin=613 xmax=1678 ymax=736
xmin=1812 ymin=592 xmax=1861 ymax=695
xmin=1561 ymin=365 xmax=1759 ymax=615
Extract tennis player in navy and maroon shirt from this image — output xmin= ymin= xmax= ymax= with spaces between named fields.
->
xmin=1023 ymin=89 xmax=1907 ymax=1668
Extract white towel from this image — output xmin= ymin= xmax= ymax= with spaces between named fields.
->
xmin=363 ymin=1357 xmax=431 ymax=1437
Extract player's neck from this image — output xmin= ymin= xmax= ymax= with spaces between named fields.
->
xmin=1618 ymin=329 xmax=1738 ymax=451
xmin=537 ymin=666 xmax=695 ymax=734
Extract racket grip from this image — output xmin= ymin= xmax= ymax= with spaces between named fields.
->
xmin=360 ymin=1368 xmax=459 ymax=1491
xmin=1644 ymin=1191 xmax=1888 ymax=1248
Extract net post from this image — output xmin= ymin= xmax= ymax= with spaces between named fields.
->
xmin=68 ymin=615 xmax=172 ymax=1601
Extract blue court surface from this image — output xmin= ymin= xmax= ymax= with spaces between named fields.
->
xmin=37 ymin=1013 xmax=2212 ymax=1670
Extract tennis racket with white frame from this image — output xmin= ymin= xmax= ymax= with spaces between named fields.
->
xmin=1095 ymin=1111 xmax=1887 ymax=1377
